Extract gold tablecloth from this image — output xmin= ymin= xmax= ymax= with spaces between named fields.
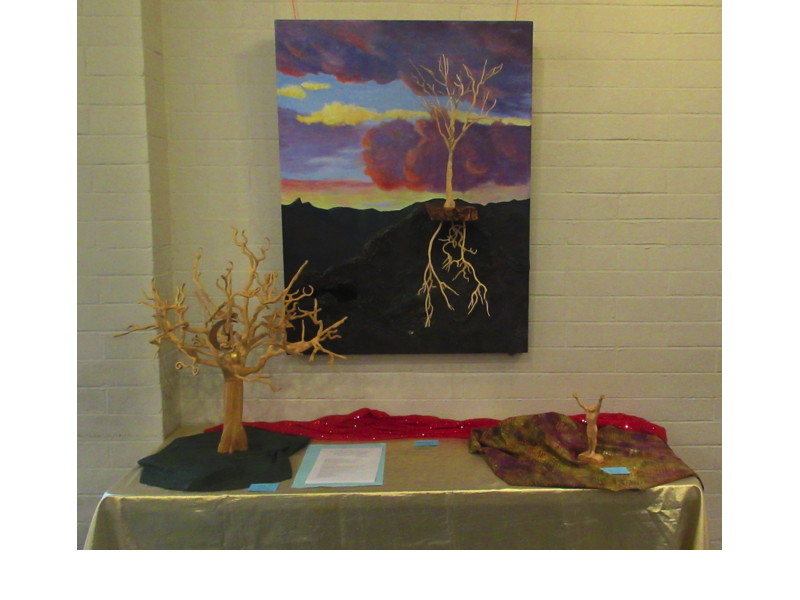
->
xmin=85 ymin=436 xmax=707 ymax=550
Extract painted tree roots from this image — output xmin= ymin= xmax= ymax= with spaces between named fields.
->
xmin=419 ymin=207 xmax=490 ymax=328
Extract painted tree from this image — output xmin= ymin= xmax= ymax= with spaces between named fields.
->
xmin=409 ymin=55 xmax=503 ymax=209
xmin=118 ymin=229 xmax=347 ymax=453
xmin=409 ymin=55 xmax=501 ymax=327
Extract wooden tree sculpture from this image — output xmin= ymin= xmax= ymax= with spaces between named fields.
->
xmin=409 ymin=55 xmax=502 ymax=327
xmin=118 ymin=229 xmax=347 ymax=453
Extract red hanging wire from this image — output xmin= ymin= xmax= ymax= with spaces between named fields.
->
xmin=291 ymin=0 xmax=298 ymax=19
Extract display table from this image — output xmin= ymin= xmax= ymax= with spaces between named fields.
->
xmin=84 ymin=434 xmax=707 ymax=550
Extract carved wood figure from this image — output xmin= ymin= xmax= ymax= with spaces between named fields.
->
xmin=573 ymin=393 xmax=605 ymax=465
xmin=118 ymin=229 xmax=347 ymax=453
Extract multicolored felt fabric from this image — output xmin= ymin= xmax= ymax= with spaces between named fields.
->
xmin=469 ymin=412 xmax=696 ymax=491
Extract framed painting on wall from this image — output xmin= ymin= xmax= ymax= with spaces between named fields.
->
xmin=275 ymin=20 xmax=533 ymax=354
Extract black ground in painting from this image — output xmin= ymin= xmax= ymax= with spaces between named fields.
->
xmin=281 ymin=198 xmax=530 ymax=355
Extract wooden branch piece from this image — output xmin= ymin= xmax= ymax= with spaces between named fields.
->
xmin=118 ymin=228 xmax=347 ymax=453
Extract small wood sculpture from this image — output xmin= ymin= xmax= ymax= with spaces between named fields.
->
xmin=118 ymin=229 xmax=347 ymax=454
xmin=573 ymin=393 xmax=605 ymax=465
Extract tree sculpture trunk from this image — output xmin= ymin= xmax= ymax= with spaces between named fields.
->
xmin=218 ymin=373 xmax=248 ymax=453
xmin=444 ymin=148 xmax=456 ymax=209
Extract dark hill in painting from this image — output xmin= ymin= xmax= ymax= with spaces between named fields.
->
xmin=281 ymin=198 xmax=417 ymax=278
xmin=281 ymin=198 xmax=530 ymax=355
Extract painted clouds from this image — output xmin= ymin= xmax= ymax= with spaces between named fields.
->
xmin=362 ymin=119 xmax=531 ymax=192
xmin=276 ymin=20 xmax=532 ymax=116
xmin=275 ymin=20 xmax=533 ymax=204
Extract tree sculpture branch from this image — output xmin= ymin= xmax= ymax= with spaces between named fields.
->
xmin=118 ymin=228 xmax=347 ymax=453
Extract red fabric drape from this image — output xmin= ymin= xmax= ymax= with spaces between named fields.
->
xmin=206 ymin=408 xmax=667 ymax=443
xmin=569 ymin=412 xmax=667 ymax=442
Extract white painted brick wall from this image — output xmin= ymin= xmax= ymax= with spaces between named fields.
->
xmin=77 ymin=0 xmax=722 ymax=549
xmin=77 ymin=0 xmax=163 ymax=548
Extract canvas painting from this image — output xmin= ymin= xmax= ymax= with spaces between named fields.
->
xmin=275 ymin=20 xmax=533 ymax=354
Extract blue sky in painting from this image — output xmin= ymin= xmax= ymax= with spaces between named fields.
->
xmin=289 ymin=144 xmax=366 ymax=182
xmin=277 ymin=72 xmax=424 ymax=116
xmin=277 ymin=73 xmax=420 ymax=181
